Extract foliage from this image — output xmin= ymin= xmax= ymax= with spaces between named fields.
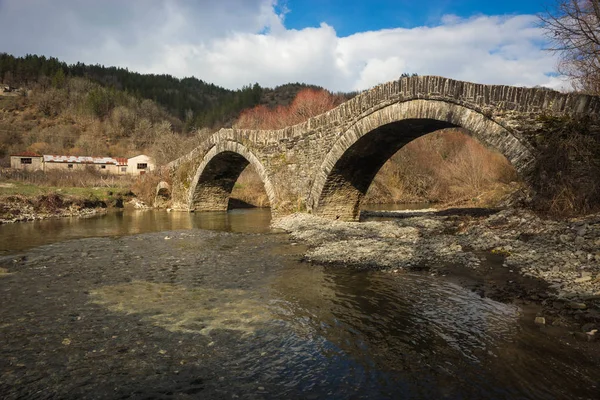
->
xmin=0 ymin=53 xmax=357 ymax=169
xmin=0 ymin=53 xmax=264 ymax=129
xmin=260 ymin=82 xmax=357 ymax=108
xmin=530 ymin=114 xmax=600 ymax=215
xmin=235 ymin=88 xmax=344 ymax=129
xmin=540 ymin=0 xmax=600 ymax=94
xmin=130 ymin=170 xmax=169 ymax=206
xmin=364 ymin=128 xmax=518 ymax=205
xmin=0 ymin=75 xmax=186 ymax=163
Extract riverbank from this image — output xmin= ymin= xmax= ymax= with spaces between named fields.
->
xmin=0 ymin=170 xmax=141 ymax=224
xmin=273 ymin=209 xmax=600 ymax=339
xmin=0 ymin=193 xmax=111 ymax=224
xmin=0 ymin=171 xmax=151 ymax=223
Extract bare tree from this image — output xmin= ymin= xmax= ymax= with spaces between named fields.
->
xmin=540 ymin=1 xmax=600 ymax=94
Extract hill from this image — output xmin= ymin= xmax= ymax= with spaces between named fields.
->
xmin=0 ymin=53 xmax=351 ymax=132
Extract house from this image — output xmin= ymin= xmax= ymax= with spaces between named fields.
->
xmin=42 ymin=155 xmax=129 ymax=174
xmin=10 ymin=152 xmax=44 ymax=171
xmin=127 ymin=155 xmax=155 ymax=176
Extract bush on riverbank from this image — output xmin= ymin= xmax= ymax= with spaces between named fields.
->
xmin=531 ymin=115 xmax=600 ymax=216
xmin=130 ymin=171 xmax=169 ymax=207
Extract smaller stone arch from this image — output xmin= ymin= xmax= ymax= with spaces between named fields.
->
xmin=154 ymin=181 xmax=171 ymax=208
xmin=188 ymin=141 xmax=276 ymax=211
xmin=308 ymin=99 xmax=536 ymax=220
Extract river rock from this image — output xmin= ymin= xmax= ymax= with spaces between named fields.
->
xmin=582 ymin=323 xmax=598 ymax=333
xmin=567 ymin=302 xmax=588 ymax=310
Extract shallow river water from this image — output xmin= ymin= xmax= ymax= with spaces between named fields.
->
xmin=0 ymin=209 xmax=599 ymax=399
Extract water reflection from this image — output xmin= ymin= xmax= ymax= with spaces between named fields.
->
xmin=269 ymin=266 xmax=518 ymax=366
xmin=0 ymin=208 xmax=272 ymax=254
xmin=264 ymin=265 xmax=597 ymax=399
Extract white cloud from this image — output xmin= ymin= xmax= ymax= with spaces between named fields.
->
xmin=0 ymin=0 xmax=566 ymax=91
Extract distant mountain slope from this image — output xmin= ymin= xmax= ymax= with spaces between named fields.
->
xmin=0 ymin=53 xmax=352 ymax=131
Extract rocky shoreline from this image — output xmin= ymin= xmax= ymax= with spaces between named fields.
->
xmin=0 ymin=194 xmax=108 ymax=224
xmin=0 ymin=194 xmax=152 ymax=224
xmin=273 ymin=208 xmax=600 ymax=340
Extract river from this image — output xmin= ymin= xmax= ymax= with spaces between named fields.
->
xmin=0 ymin=208 xmax=598 ymax=399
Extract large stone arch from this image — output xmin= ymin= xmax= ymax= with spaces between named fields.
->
xmin=308 ymin=99 xmax=536 ymax=220
xmin=188 ymin=141 xmax=276 ymax=211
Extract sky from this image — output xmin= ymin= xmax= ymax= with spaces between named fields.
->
xmin=0 ymin=0 xmax=567 ymax=92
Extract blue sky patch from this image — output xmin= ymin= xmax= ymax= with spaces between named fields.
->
xmin=283 ymin=0 xmax=547 ymax=36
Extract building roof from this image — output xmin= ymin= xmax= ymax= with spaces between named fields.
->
xmin=11 ymin=152 xmax=42 ymax=157
xmin=43 ymin=155 xmax=124 ymax=165
xmin=128 ymin=154 xmax=152 ymax=160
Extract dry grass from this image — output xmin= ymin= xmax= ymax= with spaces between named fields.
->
xmin=0 ymin=192 xmax=108 ymax=220
xmin=1 ymin=167 xmax=134 ymax=189
xmin=0 ymin=168 xmax=164 ymax=208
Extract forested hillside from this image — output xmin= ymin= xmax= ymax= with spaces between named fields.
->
xmin=0 ymin=54 xmax=352 ymax=131
xmin=0 ymin=53 xmax=263 ymax=129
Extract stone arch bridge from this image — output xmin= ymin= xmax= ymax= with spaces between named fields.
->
xmin=167 ymin=76 xmax=600 ymax=220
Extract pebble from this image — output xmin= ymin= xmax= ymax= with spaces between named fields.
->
xmin=567 ymin=302 xmax=588 ymax=310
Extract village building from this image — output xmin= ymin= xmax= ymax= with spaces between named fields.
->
xmin=43 ymin=155 xmax=128 ymax=174
xmin=9 ymin=153 xmax=154 ymax=175
xmin=127 ymin=154 xmax=155 ymax=175
xmin=10 ymin=152 xmax=44 ymax=171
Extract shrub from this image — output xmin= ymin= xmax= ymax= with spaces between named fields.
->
xmin=235 ymin=88 xmax=342 ymax=130
xmin=530 ymin=115 xmax=600 ymax=215
xmin=130 ymin=170 xmax=168 ymax=206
